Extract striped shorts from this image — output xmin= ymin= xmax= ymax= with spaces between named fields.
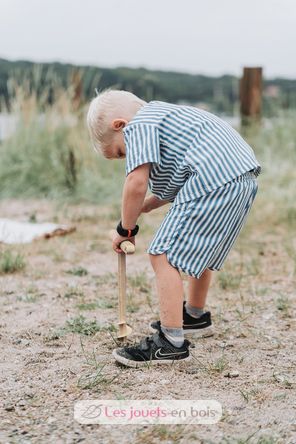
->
xmin=147 ymin=171 xmax=258 ymax=279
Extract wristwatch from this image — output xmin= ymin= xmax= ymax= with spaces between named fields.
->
xmin=116 ymin=221 xmax=139 ymax=238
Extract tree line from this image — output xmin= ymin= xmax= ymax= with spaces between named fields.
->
xmin=1 ymin=58 xmax=296 ymax=114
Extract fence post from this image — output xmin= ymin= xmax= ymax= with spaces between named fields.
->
xmin=240 ymin=67 xmax=263 ymax=126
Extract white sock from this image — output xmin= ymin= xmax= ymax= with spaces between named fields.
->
xmin=161 ymin=325 xmax=184 ymax=348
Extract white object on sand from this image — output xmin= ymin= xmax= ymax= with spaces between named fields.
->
xmin=0 ymin=218 xmax=75 ymax=244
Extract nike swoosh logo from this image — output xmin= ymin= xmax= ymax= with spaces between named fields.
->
xmin=183 ymin=321 xmax=208 ymax=327
xmin=155 ymin=348 xmax=187 ymax=359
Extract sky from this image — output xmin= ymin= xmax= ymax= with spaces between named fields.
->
xmin=0 ymin=0 xmax=295 ymax=78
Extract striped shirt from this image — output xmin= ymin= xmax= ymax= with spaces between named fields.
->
xmin=123 ymin=100 xmax=261 ymax=204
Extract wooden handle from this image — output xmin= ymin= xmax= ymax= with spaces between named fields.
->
xmin=118 ymin=253 xmax=126 ymax=325
xmin=109 ymin=229 xmax=134 ymax=338
xmin=109 ymin=229 xmax=135 ymax=254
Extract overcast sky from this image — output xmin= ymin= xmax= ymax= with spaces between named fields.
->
xmin=0 ymin=0 xmax=295 ymax=78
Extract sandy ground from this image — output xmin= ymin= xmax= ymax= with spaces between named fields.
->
xmin=0 ymin=199 xmax=295 ymax=444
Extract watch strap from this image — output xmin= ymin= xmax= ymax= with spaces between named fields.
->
xmin=116 ymin=221 xmax=139 ymax=237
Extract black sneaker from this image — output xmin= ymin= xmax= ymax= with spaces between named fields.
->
xmin=150 ymin=302 xmax=214 ymax=338
xmin=112 ymin=330 xmax=191 ymax=368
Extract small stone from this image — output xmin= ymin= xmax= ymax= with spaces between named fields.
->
xmin=185 ymin=368 xmax=199 ymax=375
xmin=159 ymin=379 xmax=170 ymax=385
xmin=274 ymin=372 xmax=296 ymax=387
xmin=22 ymin=339 xmax=30 ymax=346
xmin=47 ymin=416 xmax=56 ymax=424
xmin=4 ymin=403 xmax=15 ymax=412
xmin=262 ymin=313 xmax=274 ymax=320
xmin=224 ymin=371 xmax=240 ymax=378
xmin=17 ymin=400 xmax=27 ymax=407
xmin=218 ymin=341 xmax=234 ymax=349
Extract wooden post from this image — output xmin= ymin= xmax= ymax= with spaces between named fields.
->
xmin=240 ymin=67 xmax=263 ymax=125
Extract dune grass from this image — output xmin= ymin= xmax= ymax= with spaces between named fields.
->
xmin=0 ymin=249 xmax=26 ymax=274
xmin=241 ymin=113 xmax=296 ymax=230
xmin=0 ymin=85 xmax=296 ymax=233
xmin=0 ymin=85 xmax=125 ymax=204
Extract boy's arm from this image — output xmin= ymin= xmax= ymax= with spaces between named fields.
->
xmin=142 ymin=194 xmax=171 ymax=212
xmin=121 ymin=163 xmax=150 ymax=229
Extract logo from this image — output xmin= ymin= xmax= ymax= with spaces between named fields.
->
xmin=74 ymin=400 xmax=223 ymax=424
xmin=154 ymin=348 xmax=187 ymax=359
xmin=81 ymin=404 xmax=103 ymax=419
xmin=183 ymin=321 xmax=208 ymax=327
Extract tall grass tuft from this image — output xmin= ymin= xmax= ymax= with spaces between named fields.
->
xmin=0 ymin=249 xmax=26 ymax=274
xmin=242 ymin=112 xmax=296 ymax=230
xmin=0 ymin=80 xmax=125 ymax=203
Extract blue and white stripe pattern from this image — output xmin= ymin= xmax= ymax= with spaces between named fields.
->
xmin=147 ymin=171 xmax=258 ymax=278
xmin=122 ymin=100 xmax=261 ymax=277
xmin=123 ymin=100 xmax=261 ymax=204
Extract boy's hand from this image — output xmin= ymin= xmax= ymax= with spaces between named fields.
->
xmin=112 ymin=234 xmax=135 ymax=254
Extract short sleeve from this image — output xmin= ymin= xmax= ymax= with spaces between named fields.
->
xmin=123 ymin=124 xmax=161 ymax=176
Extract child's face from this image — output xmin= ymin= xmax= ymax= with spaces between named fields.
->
xmin=104 ymin=130 xmax=126 ymax=160
xmin=103 ymin=118 xmax=128 ymax=160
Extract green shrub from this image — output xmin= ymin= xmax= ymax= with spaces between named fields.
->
xmin=65 ymin=315 xmax=101 ymax=335
xmin=0 ymin=250 xmax=26 ymax=274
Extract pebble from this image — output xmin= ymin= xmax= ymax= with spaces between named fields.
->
xmin=47 ymin=417 xmax=57 ymax=424
xmin=14 ymin=339 xmax=30 ymax=346
xmin=224 ymin=371 xmax=240 ymax=378
xmin=4 ymin=403 xmax=15 ymax=412
xmin=159 ymin=379 xmax=170 ymax=385
xmin=274 ymin=372 xmax=296 ymax=387
xmin=217 ymin=341 xmax=234 ymax=349
xmin=17 ymin=400 xmax=27 ymax=407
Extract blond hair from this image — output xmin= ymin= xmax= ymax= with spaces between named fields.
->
xmin=86 ymin=88 xmax=146 ymax=155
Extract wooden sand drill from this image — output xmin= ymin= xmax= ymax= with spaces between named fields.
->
xmin=109 ymin=230 xmax=135 ymax=341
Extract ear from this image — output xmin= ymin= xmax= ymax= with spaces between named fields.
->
xmin=111 ymin=118 xmax=128 ymax=131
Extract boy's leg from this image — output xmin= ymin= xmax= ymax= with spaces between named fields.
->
xmin=148 ymin=262 xmax=214 ymax=338
xmin=187 ymin=268 xmax=213 ymax=309
xmin=149 ymin=252 xmax=183 ymax=328
xmin=112 ymin=252 xmax=191 ymax=367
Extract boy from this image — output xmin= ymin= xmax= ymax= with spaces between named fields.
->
xmin=87 ymin=89 xmax=261 ymax=368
